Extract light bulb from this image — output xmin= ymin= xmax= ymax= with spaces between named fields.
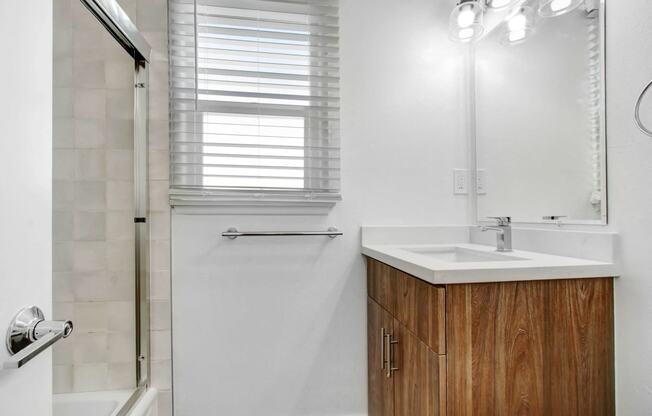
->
xmin=489 ymin=0 xmax=512 ymax=8
xmin=508 ymin=14 xmax=527 ymax=31
xmin=550 ymin=0 xmax=572 ymax=11
xmin=457 ymin=6 xmax=476 ymax=28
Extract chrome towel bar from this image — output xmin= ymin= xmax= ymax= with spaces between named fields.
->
xmin=222 ymin=227 xmax=342 ymax=240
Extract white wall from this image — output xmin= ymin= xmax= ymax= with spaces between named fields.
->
xmin=607 ymin=0 xmax=652 ymax=413
xmin=171 ymin=0 xmax=469 ymax=414
xmin=0 ymin=1 xmax=53 ymax=415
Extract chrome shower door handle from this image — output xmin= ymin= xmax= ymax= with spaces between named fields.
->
xmin=4 ymin=306 xmax=73 ymax=369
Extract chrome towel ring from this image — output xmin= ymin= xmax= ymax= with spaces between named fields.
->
xmin=635 ymin=79 xmax=652 ymax=136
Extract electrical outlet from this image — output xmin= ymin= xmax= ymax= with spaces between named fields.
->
xmin=454 ymin=169 xmax=468 ymax=195
xmin=476 ymin=169 xmax=487 ymax=195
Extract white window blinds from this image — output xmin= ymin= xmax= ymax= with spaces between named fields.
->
xmin=169 ymin=0 xmax=341 ymax=206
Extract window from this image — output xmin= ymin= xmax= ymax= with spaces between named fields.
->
xmin=169 ymin=0 xmax=341 ymax=207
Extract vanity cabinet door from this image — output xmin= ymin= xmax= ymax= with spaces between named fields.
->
xmin=393 ymin=320 xmax=446 ymax=416
xmin=396 ymin=271 xmax=446 ymax=354
xmin=368 ymin=297 xmax=395 ymax=416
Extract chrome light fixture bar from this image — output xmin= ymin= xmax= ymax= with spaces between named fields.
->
xmin=449 ymin=0 xmax=485 ymax=43
xmin=538 ymin=0 xmax=583 ymax=17
xmin=485 ymin=0 xmax=519 ymax=11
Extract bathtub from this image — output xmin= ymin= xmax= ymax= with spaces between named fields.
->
xmin=54 ymin=388 xmax=157 ymax=416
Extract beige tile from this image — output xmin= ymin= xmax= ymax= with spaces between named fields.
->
xmin=75 ymin=149 xmax=106 ymax=180
xmin=54 ymin=57 xmax=73 ymax=88
xmin=53 ymin=336 xmax=75 ymax=365
xmin=74 ymin=181 xmax=106 ymax=210
xmin=149 ymin=180 xmax=170 ymax=212
xmin=150 ymin=359 xmax=172 ymax=390
xmin=54 ymin=210 xmax=74 ymax=242
xmin=148 ymin=119 xmax=169 ymax=151
xmin=106 ymin=211 xmax=135 ymax=241
xmin=54 ymin=242 xmax=74 ymax=273
xmin=75 ymin=118 xmax=106 ymax=149
xmin=106 ymin=89 xmax=134 ymax=121
xmin=150 ymin=239 xmax=170 ymax=272
xmin=106 ymin=150 xmax=134 ymax=180
xmin=74 ymin=303 xmax=109 ymax=333
xmin=54 ymin=149 xmax=75 ymax=180
xmin=74 ymin=211 xmax=106 ymax=241
xmin=74 ymin=271 xmax=134 ymax=302
xmin=73 ymin=363 xmax=108 ymax=392
xmin=107 ymin=180 xmax=134 ymax=210
xmin=149 ymin=212 xmax=170 ymax=240
xmin=108 ymin=362 xmax=136 ymax=390
xmin=148 ymin=150 xmax=169 ymax=181
xmin=149 ymin=90 xmax=169 ymax=121
xmin=73 ymin=241 xmax=107 ymax=272
xmin=53 ymin=302 xmax=75 ymax=322
xmin=54 ymin=87 xmax=74 ymax=118
xmin=107 ymin=301 xmax=136 ymax=332
xmin=106 ymin=241 xmax=135 ymax=271
xmin=54 ymin=118 xmax=75 ymax=149
xmin=54 ymin=365 xmax=74 ymax=394
xmin=54 ymin=180 xmax=75 ymax=210
xmin=72 ymin=0 xmax=100 ymax=29
xmin=53 ymin=272 xmax=75 ymax=302
xmin=150 ymin=270 xmax=170 ymax=300
xmin=148 ymin=61 xmax=169 ymax=94
xmin=106 ymin=119 xmax=133 ymax=149
xmin=54 ymin=27 xmax=73 ymax=59
xmin=73 ymin=333 xmax=109 ymax=364
xmin=137 ymin=0 xmax=168 ymax=31
xmin=73 ymin=28 xmax=105 ymax=60
xmin=105 ymin=59 xmax=134 ymax=90
xmin=74 ymin=88 xmax=106 ymax=120
xmin=108 ymin=332 xmax=136 ymax=363
xmin=73 ymin=57 xmax=106 ymax=89
xmin=53 ymin=0 xmax=72 ymax=27
xmin=151 ymin=330 xmax=171 ymax=360
xmin=150 ymin=300 xmax=171 ymax=331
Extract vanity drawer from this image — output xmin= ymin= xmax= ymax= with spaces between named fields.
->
xmin=367 ymin=258 xmax=446 ymax=354
xmin=367 ymin=257 xmax=397 ymax=315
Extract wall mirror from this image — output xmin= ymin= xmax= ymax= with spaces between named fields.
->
xmin=475 ymin=0 xmax=606 ymax=224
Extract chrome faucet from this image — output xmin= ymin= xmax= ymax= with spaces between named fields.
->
xmin=479 ymin=217 xmax=512 ymax=252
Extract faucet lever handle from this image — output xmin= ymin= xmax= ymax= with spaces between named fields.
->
xmin=487 ymin=216 xmax=511 ymax=226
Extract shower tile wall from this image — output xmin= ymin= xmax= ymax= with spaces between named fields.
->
xmin=53 ymin=0 xmax=137 ymax=393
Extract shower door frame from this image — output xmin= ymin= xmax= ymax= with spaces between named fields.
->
xmin=77 ymin=0 xmax=152 ymax=413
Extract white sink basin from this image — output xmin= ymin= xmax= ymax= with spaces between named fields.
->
xmin=403 ymin=246 xmax=526 ymax=263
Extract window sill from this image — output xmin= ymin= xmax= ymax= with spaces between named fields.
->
xmin=170 ymin=197 xmax=339 ymax=216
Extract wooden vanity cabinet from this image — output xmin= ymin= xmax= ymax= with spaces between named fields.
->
xmin=366 ymin=257 xmax=615 ymax=416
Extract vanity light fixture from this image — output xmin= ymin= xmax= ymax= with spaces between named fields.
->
xmin=449 ymin=0 xmax=485 ymax=43
xmin=485 ymin=0 xmax=518 ymax=11
xmin=538 ymin=0 xmax=583 ymax=17
xmin=502 ymin=6 xmax=536 ymax=45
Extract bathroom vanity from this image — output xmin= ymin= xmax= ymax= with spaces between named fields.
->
xmin=363 ymin=227 xmax=617 ymax=416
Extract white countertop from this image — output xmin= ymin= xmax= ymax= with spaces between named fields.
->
xmin=362 ymin=242 xmax=619 ymax=285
